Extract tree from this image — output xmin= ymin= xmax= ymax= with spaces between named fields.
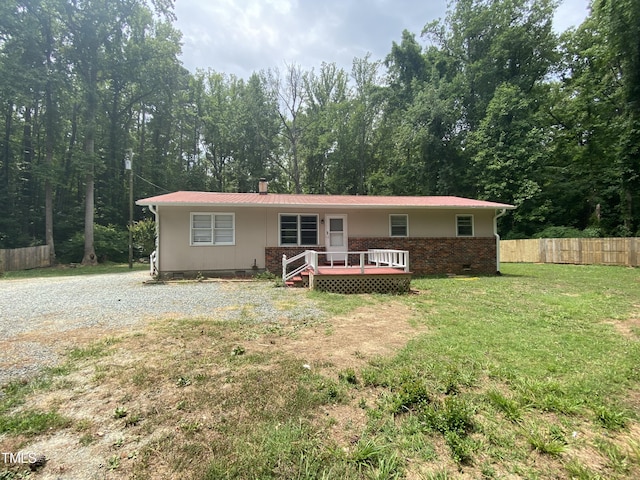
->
xmin=63 ymin=0 xmax=178 ymax=265
xmin=302 ymin=62 xmax=348 ymax=193
xmin=468 ymin=83 xmax=551 ymax=234
xmin=346 ymin=54 xmax=383 ymax=195
xmin=594 ymin=0 xmax=640 ymax=234
xmin=267 ymin=64 xmax=307 ymax=193
xmin=547 ymin=1 xmax=640 ymax=236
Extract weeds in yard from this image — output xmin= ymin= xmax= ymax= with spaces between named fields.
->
xmin=113 ymin=406 xmax=128 ymax=419
xmin=564 ymin=459 xmax=607 ymax=480
xmin=486 ymin=388 xmax=522 ymax=422
xmin=0 ymin=410 xmax=70 ymax=436
xmin=67 ymin=337 xmax=119 ymax=360
xmin=526 ymin=424 xmax=567 ymax=456
xmin=595 ymin=437 xmax=632 ymax=474
xmin=594 ymin=405 xmax=629 ymax=430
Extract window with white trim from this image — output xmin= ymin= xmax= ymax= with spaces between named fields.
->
xmin=190 ymin=213 xmax=235 ymax=245
xmin=456 ymin=215 xmax=474 ymax=237
xmin=279 ymin=214 xmax=318 ymax=246
xmin=389 ymin=214 xmax=408 ymax=237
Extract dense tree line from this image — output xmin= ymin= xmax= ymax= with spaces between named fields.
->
xmin=0 ymin=0 xmax=638 ymax=263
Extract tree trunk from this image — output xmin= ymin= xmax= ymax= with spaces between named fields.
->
xmin=82 ymin=72 xmax=98 ymax=266
xmin=44 ymin=41 xmax=56 ymax=265
xmin=82 ymin=169 xmax=97 ymax=265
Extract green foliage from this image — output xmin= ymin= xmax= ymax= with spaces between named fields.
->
xmin=532 ymin=226 xmax=600 ymax=238
xmin=387 ymin=377 xmax=431 ymax=414
xmin=57 ymin=224 xmax=129 ymax=263
xmin=129 ymin=218 xmax=156 ymax=257
xmin=420 ymin=396 xmax=476 ymax=437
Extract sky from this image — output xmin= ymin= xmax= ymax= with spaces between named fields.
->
xmin=174 ymin=0 xmax=592 ymax=79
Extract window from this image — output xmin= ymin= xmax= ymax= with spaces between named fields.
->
xmin=389 ymin=214 xmax=408 ymax=237
xmin=280 ymin=214 xmax=318 ymax=246
xmin=456 ymin=215 xmax=474 ymax=237
xmin=191 ymin=213 xmax=235 ymax=245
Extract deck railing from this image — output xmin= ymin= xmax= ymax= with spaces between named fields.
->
xmin=282 ymin=249 xmax=410 ymax=283
xmin=368 ymin=249 xmax=410 ymax=271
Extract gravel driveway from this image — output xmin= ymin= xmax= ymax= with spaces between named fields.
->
xmin=0 ymin=271 xmax=323 ymax=386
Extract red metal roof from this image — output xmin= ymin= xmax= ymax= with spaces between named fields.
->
xmin=136 ymin=191 xmax=515 ymax=209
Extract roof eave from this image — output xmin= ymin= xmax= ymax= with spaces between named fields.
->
xmin=136 ymin=200 xmax=516 ymax=210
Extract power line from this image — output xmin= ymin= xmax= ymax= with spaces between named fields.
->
xmin=135 ymin=173 xmax=171 ymax=193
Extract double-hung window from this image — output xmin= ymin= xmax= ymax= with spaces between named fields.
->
xmin=389 ymin=214 xmax=408 ymax=237
xmin=191 ymin=213 xmax=235 ymax=245
xmin=279 ymin=214 xmax=318 ymax=246
xmin=456 ymin=215 xmax=474 ymax=237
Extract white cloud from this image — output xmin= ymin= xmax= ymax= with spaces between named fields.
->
xmin=174 ymin=0 xmax=591 ymax=78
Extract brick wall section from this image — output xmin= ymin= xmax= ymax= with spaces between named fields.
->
xmin=267 ymin=238 xmax=498 ymax=276
xmin=348 ymin=237 xmax=498 ymax=275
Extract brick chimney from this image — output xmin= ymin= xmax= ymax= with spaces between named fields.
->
xmin=258 ymin=178 xmax=268 ymax=195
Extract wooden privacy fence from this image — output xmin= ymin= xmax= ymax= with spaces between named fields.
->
xmin=500 ymin=238 xmax=639 ymax=267
xmin=0 ymin=245 xmax=51 ymax=272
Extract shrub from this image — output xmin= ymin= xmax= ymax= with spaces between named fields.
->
xmin=532 ymin=225 xmax=602 ymax=239
xmin=130 ymin=218 xmax=156 ymax=257
xmin=533 ymin=226 xmax=584 ymax=239
xmin=57 ymin=224 xmax=129 ymax=263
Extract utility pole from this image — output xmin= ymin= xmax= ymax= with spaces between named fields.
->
xmin=125 ymin=149 xmax=134 ymax=269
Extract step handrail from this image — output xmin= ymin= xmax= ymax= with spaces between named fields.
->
xmin=282 ymin=250 xmax=313 ymax=282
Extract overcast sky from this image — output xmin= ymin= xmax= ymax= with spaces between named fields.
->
xmin=174 ymin=0 xmax=592 ymax=79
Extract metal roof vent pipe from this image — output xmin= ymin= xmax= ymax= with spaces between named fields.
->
xmin=258 ymin=178 xmax=268 ymax=195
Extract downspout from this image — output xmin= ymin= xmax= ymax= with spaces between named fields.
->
xmin=149 ymin=204 xmax=159 ymax=276
xmin=494 ymin=208 xmax=507 ymax=275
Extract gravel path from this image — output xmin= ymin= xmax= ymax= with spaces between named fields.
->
xmin=0 ymin=271 xmax=324 ymax=386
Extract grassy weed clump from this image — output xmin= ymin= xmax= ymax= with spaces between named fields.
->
xmin=526 ymin=424 xmax=567 ymax=456
xmin=487 ymin=389 xmax=523 ymax=422
xmin=419 ymin=396 xmax=477 ymax=464
xmin=0 ymin=410 xmax=70 ymax=436
xmin=387 ymin=378 xmax=431 ymax=414
xmin=67 ymin=337 xmax=119 ymax=360
xmin=593 ymin=405 xmax=629 ymax=431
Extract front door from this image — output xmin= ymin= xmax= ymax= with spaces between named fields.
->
xmin=325 ymin=215 xmax=347 ymax=263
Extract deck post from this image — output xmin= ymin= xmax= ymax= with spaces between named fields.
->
xmin=310 ymin=250 xmax=319 ymax=274
xmin=282 ymin=254 xmax=287 ymax=282
xmin=360 ymin=252 xmax=365 ymax=274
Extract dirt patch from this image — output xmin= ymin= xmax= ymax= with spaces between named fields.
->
xmin=257 ymin=301 xmax=424 ymax=374
xmin=605 ymin=311 xmax=640 ymax=340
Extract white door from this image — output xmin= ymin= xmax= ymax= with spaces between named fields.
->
xmin=325 ymin=215 xmax=347 ymax=263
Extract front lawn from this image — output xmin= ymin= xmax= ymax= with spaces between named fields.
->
xmin=1 ymin=263 xmax=639 ymax=479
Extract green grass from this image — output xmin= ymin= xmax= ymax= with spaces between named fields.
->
xmin=2 ymin=263 xmax=639 ymax=479
xmin=0 ymin=410 xmax=70 ymax=436
xmin=315 ymin=263 xmax=640 ymax=477
xmin=0 ymin=262 xmax=148 ymax=280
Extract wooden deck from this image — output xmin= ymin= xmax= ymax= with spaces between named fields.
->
xmin=291 ymin=266 xmax=412 ymax=294
xmin=283 ymin=249 xmax=412 ymax=294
